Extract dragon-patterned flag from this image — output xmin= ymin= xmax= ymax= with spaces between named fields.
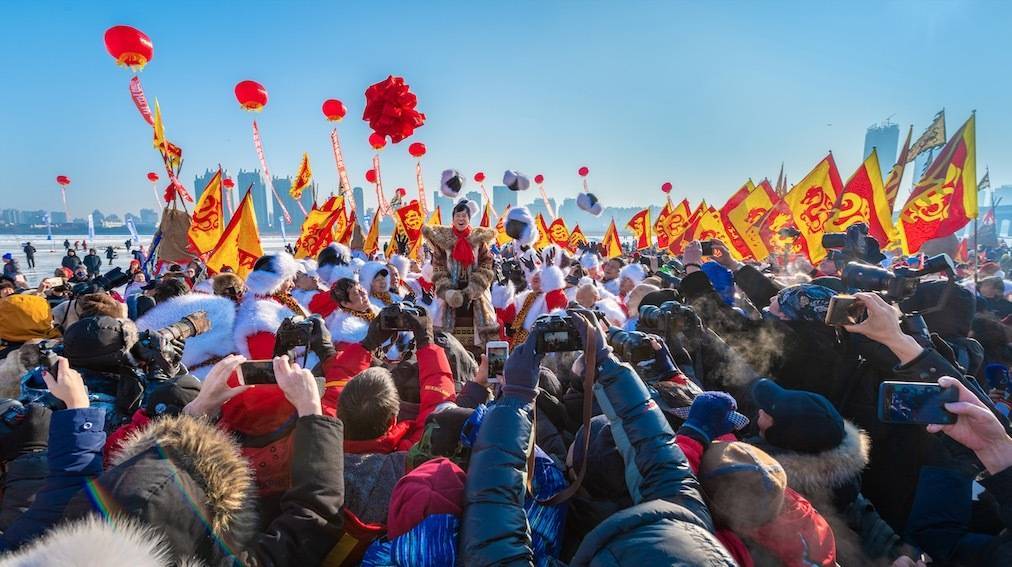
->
xmin=782 ymin=153 xmax=844 ymax=262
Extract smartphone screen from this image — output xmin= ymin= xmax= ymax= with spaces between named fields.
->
xmin=878 ymin=381 xmax=958 ymax=425
xmin=486 ymin=342 xmax=509 ymax=384
xmin=239 ymin=360 xmax=276 ymax=385
xmin=825 ymin=295 xmax=867 ymax=326
xmin=700 ymin=241 xmax=714 ymax=256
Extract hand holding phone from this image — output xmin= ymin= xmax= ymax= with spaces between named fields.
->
xmin=825 ymin=294 xmax=867 ymax=326
xmin=878 ymin=381 xmax=958 ymax=425
xmin=700 ymin=241 xmax=714 ymax=256
xmin=486 ymin=341 xmax=509 ymax=384
xmin=238 ymin=360 xmax=277 ymax=385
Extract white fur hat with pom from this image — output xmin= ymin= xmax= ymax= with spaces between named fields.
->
xmin=577 ymin=192 xmax=603 ymax=216
xmin=245 ymin=253 xmax=300 ymax=296
xmin=440 ymin=169 xmax=465 ymax=198
xmin=505 ymin=207 xmax=538 ymax=247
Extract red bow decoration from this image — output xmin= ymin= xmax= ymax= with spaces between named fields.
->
xmin=362 ymin=75 xmax=426 ymax=143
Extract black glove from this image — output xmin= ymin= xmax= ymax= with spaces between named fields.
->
xmin=132 ymin=332 xmax=185 ymax=376
xmin=307 ymin=314 xmax=337 ymax=362
xmin=396 ymin=232 xmax=410 ymax=255
xmin=361 ymin=316 xmax=395 ymax=352
xmin=403 ymin=308 xmax=434 ymax=348
xmin=420 ymin=287 xmax=434 ymax=306
xmin=0 ymin=403 xmax=52 ymax=462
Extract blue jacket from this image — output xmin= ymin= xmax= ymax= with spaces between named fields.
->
xmin=0 ymin=408 xmax=106 ymax=551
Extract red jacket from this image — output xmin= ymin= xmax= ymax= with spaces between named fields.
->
xmin=103 ymin=409 xmax=152 ymax=468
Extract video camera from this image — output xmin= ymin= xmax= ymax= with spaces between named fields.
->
xmin=637 ymin=300 xmax=703 ymax=342
xmin=842 ymin=253 xmax=956 ymax=302
xmin=821 ymin=223 xmax=883 ymax=265
xmin=379 ymin=302 xmax=426 ymax=331
xmin=134 ymin=311 xmax=210 ymax=373
xmin=607 ymin=328 xmax=661 ymax=364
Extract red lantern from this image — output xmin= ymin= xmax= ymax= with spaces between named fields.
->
xmin=661 ymin=182 xmax=673 ymax=194
xmin=103 ymin=25 xmax=154 ymax=72
xmin=222 ymin=178 xmax=235 ymax=189
xmin=474 ymin=172 xmax=486 ymax=183
xmin=56 ymin=175 xmax=70 ymax=186
xmin=365 ymin=169 xmax=378 ymax=184
xmin=146 ymin=172 xmax=159 ymax=182
xmin=534 ymin=174 xmax=545 ymax=185
xmin=395 ymin=187 xmax=407 ymax=198
xmin=578 ymin=166 xmax=590 ymax=177
xmin=408 ymin=142 xmax=427 ymax=158
xmin=322 ymin=99 xmax=346 ymax=122
xmin=234 ymin=80 xmax=268 ymax=112
xmin=369 ymin=132 xmax=387 ymax=150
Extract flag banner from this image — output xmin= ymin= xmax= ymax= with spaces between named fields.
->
xmin=719 ymin=180 xmax=756 ymax=258
xmin=479 ymin=201 xmax=495 ymax=228
xmin=495 ymin=205 xmax=512 ymax=247
xmin=129 ymin=76 xmax=154 ymax=125
xmin=396 ymin=200 xmax=425 ymax=252
xmin=727 ymin=180 xmax=778 ymax=260
xmin=152 ymin=99 xmax=166 ymax=151
xmin=87 ymin=214 xmax=95 ymax=241
xmin=386 ymin=220 xmax=406 ymax=258
xmin=568 ymin=225 xmax=589 ymax=251
xmin=775 ymin=163 xmax=787 ymax=198
xmin=252 ymin=120 xmax=292 ymax=224
xmin=670 ymin=201 xmax=705 ymax=254
xmin=329 ymin=129 xmax=353 ymax=208
xmin=780 ymin=153 xmax=844 ymax=262
xmin=534 ymin=213 xmax=552 ymax=251
xmin=907 ymin=110 xmax=946 ymax=162
xmin=207 ymin=189 xmax=263 ymax=278
xmin=884 ymin=125 xmax=913 ymax=211
xmin=688 ymin=206 xmax=742 ymax=260
xmin=187 ymin=169 xmax=225 ymax=255
xmin=340 ymin=210 xmax=357 ymax=246
xmin=331 ymin=200 xmax=351 ymax=245
xmin=656 ymin=198 xmax=691 ymax=252
xmin=363 ymin=211 xmax=381 ymax=256
xmin=898 ymin=114 xmax=976 ymax=254
xmin=427 ymin=207 xmax=442 ymax=227
xmin=827 ymin=149 xmax=898 ymax=247
xmin=372 ymin=154 xmax=392 ymax=217
xmin=289 ymin=152 xmax=312 ymax=199
xmin=654 ymin=201 xmax=673 ymax=249
xmin=978 ymin=169 xmax=991 ymax=193
xmin=626 ymin=208 xmax=652 ymax=250
xmin=601 ymin=218 xmax=622 ymax=259
xmin=548 ymin=218 xmax=571 ymax=250
xmin=415 ymin=160 xmax=427 ymax=218
xmin=758 ymin=199 xmax=802 ymax=257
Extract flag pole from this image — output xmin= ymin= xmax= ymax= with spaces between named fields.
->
xmin=973 ymin=217 xmax=979 ymax=287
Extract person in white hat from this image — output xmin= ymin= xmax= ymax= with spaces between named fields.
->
xmin=291 ymin=259 xmax=323 ymax=311
xmin=499 ymin=257 xmax=569 ymax=348
xmin=233 ymin=253 xmax=307 ymax=359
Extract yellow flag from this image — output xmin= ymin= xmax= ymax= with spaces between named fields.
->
xmin=601 ymin=218 xmax=622 ymax=259
xmin=827 ymin=149 xmax=898 ymax=247
xmin=495 ymin=205 xmax=512 ymax=246
xmin=152 ymin=99 xmax=166 ymax=151
xmin=783 ymin=154 xmax=844 ymax=262
xmin=187 ymin=169 xmax=224 ymax=255
xmin=427 ymin=208 xmax=442 ymax=226
xmin=289 ymin=152 xmax=312 ymax=199
xmin=363 ymin=211 xmax=381 ymax=256
xmin=206 ymin=189 xmax=263 ymax=278
xmin=534 ymin=213 xmax=552 ymax=251
xmin=726 ymin=181 xmax=778 ymax=260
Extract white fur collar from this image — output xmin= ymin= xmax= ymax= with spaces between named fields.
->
xmin=136 ymin=294 xmax=237 ymax=374
xmin=233 ymin=297 xmax=296 ymax=357
xmin=0 ymin=516 xmax=177 ymax=566
xmin=326 ymin=304 xmax=379 ymax=344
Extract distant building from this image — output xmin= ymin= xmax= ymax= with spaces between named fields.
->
xmin=1 ymin=209 xmax=19 ymax=225
xmin=139 ymin=208 xmax=158 ymax=225
xmin=527 ymin=198 xmax=557 ymax=222
xmin=465 ymin=191 xmax=482 ymax=208
xmin=492 ymin=185 xmax=517 ymax=213
xmin=433 ymin=190 xmax=454 ymax=223
xmin=49 ymin=211 xmax=67 ymax=224
xmin=863 ymin=121 xmax=900 ymax=175
xmin=21 ymin=210 xmax=47 ymax=225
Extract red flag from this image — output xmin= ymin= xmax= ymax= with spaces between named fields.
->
xmin=656 ymin=199 xmax=691 ymax=251
xmin=626 ymin=209 xmax=652 ymax=250
xmin=479 ymin=201 xmax=495 ymax=228
xmin=670 ymin=202 xmax=705 ymax=254
xmin=548 ymin=218 xmax=571 ymax=249
xmin=395 ymin=200 xmax=426 ymax=250
xmin=568 ymin=225 xmax=589 ymax=251
xmin=827 ymin=149 xmax=898 ymax=247
xmin=601 ymin=218 xmax=622 ymax=258
xmin=719 ymin=180 xmax=756 ymax=258
xmin=781 ymin=154 xmax=845 ymax=262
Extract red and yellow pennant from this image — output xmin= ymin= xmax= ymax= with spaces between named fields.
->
xmin=494 ymin=205 xmax=511 ymax=247
xmin=719 ymin=180 xmax=756 ymax=258
xmin=547 ymin=217 xmax=571 ymax=250
xmin=781 ymin=153 xmax=844 ymax=262
xmin=686 ymin=206 xmax=742 ymax=260
xmin=396 ymin=200 xmax=426 ymax=251
xmin=884 ymin=125 xmax=913 ymax=211
xmin=206 ymin=189 xmax=263 ymax=278
xmin=898 ymin=114 xmax=976 ymax=254
xmin=656 ymin=198 xmax=691 ymax=251
xmin=294 ymin=197 xmax=345 ymax=259
xmin=827 ymin=149 xmax=898 ymax=247
xmin=479 ymin=201 xmax=495 ymax=228
xmin=340 ymin=210 xmax=357 ymax=246
xmin=289 ymin=152 xmax=313 ymax=199
xmin=601 ymin=218 xmax=622 ymax=259
xmin=363 ymin=210 xmax=381 ymax=256
xmin=727 ymin=180 xmax=778 ymax=260
xmin=670 ymin=201 xmax=705 ymax=254
xmin=626 ymin=208 xmax=652 ymax=250
xmin=534 ymin=213 xmax=552 ymax=251
xmin=187 ymin=169 xmax=224 ymax=255
xmin=569 ymin=224 xmax=589 ymax=251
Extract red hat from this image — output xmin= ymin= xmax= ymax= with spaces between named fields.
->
xmin=386 ymin=457 xmax=466 ymax=538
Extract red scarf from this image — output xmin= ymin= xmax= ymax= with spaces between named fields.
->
xmin=451 ymin=227 xmax=475 ymax=266
xmin=344 ymin=420 xmax=412 ymax=454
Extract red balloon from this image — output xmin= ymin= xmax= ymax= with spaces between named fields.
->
xmin=534 ymin=174 xmax=545 ymax=185
xmin=578 ymin=166 xmax=590 ymax=177
xmin=146 ymin=172 xmax=159 ymax=182
xmin=104 ymin=25 xmax=153 ymax=72
xmin=395 ymin=187 xmax=407 ymax=197
xmin=369 ymin=132 xmax=387 ymax=150
xmin=474 ymin=172 xmax=486 ymax=183
xmin=365 ymin=169 xmax=378 ymax=184
xmin=222 ymin=178 xmax=235 ymax=189
xmin=234 ymin=80 xmax=268 ymax=112
xmin=661 ymin=182 xmax=673 ymax=193
xmin=56 ymin=175 xmax=70 ymax=186
xmin=408 ymin=142 xmax=427 ymax=158
xmin=322 ymin=99 xmax=346 ymax=122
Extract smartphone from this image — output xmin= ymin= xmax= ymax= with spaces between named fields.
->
xmin=700 ymin=241 xmax=714 ymax=256
xmin=486 ymin=341 xmax=509 ymax=384
xmin=239 ymin=360 xmax=276 ymax=385
xmin=42 ymin=277 xmax=64 ymax=287
xmin=878 ymin=381 xmax=959 ymax=425
xmin=825 ymin=295 xmax=867 ymax=326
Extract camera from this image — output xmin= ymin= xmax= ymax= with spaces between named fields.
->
xmin=842 ymin=253 xmax=956 ymax=302
xmin=134 ymin=311 xmax=210 ymax=372
xmin=607 ymin=328 xmax=659 ymax=364
xmin=19 ymin=340 xmax=63 ymax=409
xmin=637 ymin=301 xmax=702 ymax=341
xmin=70 ymin=267 xmax=132 ymax=297
xmin=533 ymin=313 xmax=583 ymax=353
xmin=379 ymin=302 xmax=425 ymax=331
xmin=0 ymin=398 xmax=27 ymax=437
xmin=778 ymin=227 xmax=801 ymax=240
xmin=821 ymin=223 xmax=883 ymax=265
xmin=275 ymin=316 xmax=314 ymax=353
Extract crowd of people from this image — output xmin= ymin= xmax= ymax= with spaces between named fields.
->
xmin=0 ymin=197 xmax=1011 ymax=566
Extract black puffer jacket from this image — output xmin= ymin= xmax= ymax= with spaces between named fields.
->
xmin=460 ymin=357 xmax=735 ymax=565
xmin=0 ymin=452 xmax=48 ymax=532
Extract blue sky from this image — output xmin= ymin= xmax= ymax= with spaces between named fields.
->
xmin=0 ymin=0 xmax=1008 ymax=215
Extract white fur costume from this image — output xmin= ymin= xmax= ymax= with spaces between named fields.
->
xmin=136 ymin=293 xmax=237 ymax=379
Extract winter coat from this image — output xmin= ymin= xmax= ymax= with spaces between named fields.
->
xmin=60 ymin=254 xmax=81 ymax=271
xmin=460 ymin=357 xmax=736 ymax=566
xmin=82 ymin=253 xmax=102 ymax=275
xmin=2 ymin=260 xmax=19 ymax=279
xmin=979 ymin=466 xmax=1012 ymax=565
xmin=421 ymin=225 xmax=499 ymax=343
xmin=0 ymin=451 xmax=49 ymax=532
xmin=21 ymin=245 xmax=34 ymax=258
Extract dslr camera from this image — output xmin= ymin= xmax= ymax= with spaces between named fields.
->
xmin=607 ymin=328 xmax=659 ymax=364
xmin=821 ymin=223 xmax=883 ymax=265
xmin=842 ymin=253 xmax=956 ymax=302
xmin=134 ymin=311 xmax=210 ymax=373
xmin=637 ymin=300 xmax=702 ymax=341
xmin=533 ymin=313 xmax=583 ymax=353
xmin=275 ymin=316 xmax=315 ymax=353
xmin=379 ymin=302 xmax=426 ymax=331
xmin=70 ymin=267 xmax=133 ymax=297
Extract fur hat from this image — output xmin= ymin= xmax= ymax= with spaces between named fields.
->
xmin=297 ymin=259 xmax=318 ymax=278
xmin=540 ymin=265 xmax=566 ymax=294
xmin=626 ymin=284 xmax=660 ymax=317
xmin=212 ymin=273 xmax=245 ymax=297
xmin=453 ymin=198 xmax=479 ymax=219
xmin=359 ymin=261 xmax=391 ymax=293
xmin=579 ymin=251 xmax=601 ymax=270
xmin=388 ymin=254 xmax=410 ymax=280
xmin=245 ymin=253 xmax=299 ymax=296
xmin=503 ymin=170 xmax=530 ymax=192
xmin=316 ymin=243 xmax=356 ymax=286
xmin=577 ymin=192 xmax=603 ymax=216
xmin=440 ymin=169 xmax=465 ymax=198
xmin=519 ymin=248 xmax=542 ymax=281
xmin=505 ymin=207 xmax=538 ymax=247
xmin=619 ymin=263 xmax=647 ymax=286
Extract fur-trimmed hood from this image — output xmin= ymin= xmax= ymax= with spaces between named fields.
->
xmin=752 ymin=420 xmax=870 ymax=497
xmin=421 ymin=225 xmax=496 ymax=253
xmin=136 ymin=294 xmax=237 ymax=377
xmin=233 ymin=296 xmax=298 ymax=358
xmin=0 ymin=515 xmax=178 ymax=566
xmin=359 ymin=261 xmax=391 ymax=295
xmin=244 ymin=253 xmax=299 ymax=296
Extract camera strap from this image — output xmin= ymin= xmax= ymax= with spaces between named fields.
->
xmin=542 ymin=334 xmax=597 ymax=506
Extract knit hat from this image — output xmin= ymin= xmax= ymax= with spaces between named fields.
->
xmin=0 ymin=294 xmax=61 ymax=343
xmin=638 ymin=289 xmax=680 ymax=309
xmin=245 ymin=253 xmax=299 ymax=296
xmin=752 ymin=379 xmax=845 ymax=453
xmin=406 ymin=406 xmax=475 ymax=471
xmin=505 ymin=207 xmax=538 ymax=247
xmin=699 ymin=441 xmax=787 ymax=531
xmin=452 ymin=198 xmax=479 ymax=219
xmin=386 ymin=457 xmax=466 ymax=539
xmin=503 ymin=170 xmax=531 ymax=192
xmin=577 ymin=192 xmax=603 ymax=216
xmin=440 ymin=169 xmax=465 ymax=199
xmin=774 ymin=284 xmax=837 ymax=322
xmin=700 ymin=261 xmax=735 ymax=305
xmin=2 ymin=253 xmax=11 ymax=261
xmin=316 ymin=243 xmax=356 ymax=286
xmin=570 ymin=415 xmax=631 ymax=504
xmin=145 ymin=375 xmax=202 ymax=417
